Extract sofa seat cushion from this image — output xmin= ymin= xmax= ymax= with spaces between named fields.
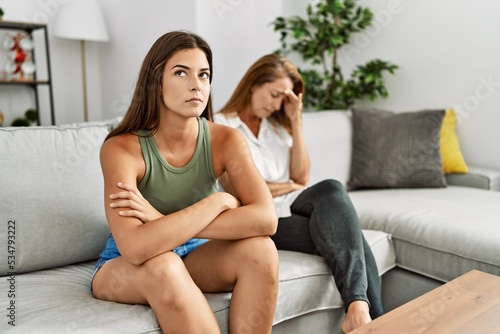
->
xmin=1 ymin=230 xmax=394 ymax=334
xmin=350 ymin=186 xmax=500 ymax=282
xmin=2 ymin=262 xmax=161 ymax=334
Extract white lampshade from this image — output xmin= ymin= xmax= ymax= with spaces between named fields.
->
xmin=54 ymin=0 xmax=109 ymax=42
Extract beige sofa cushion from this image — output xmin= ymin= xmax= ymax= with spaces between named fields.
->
xmin=0 ymin=119 xmax=120 ymax=275
xmin=350 ymin=186 xmax=500 ymax=282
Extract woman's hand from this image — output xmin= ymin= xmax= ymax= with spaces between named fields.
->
xmin=215 ymin=191 xmax=241 ymax=211
xmin=267 ymin=181 xmax=306 ymax=198
xmin=109 ymin=182 xmax=163 ymax=223
xmin=283 ymin=89 xmax=310 ymax=185
xmin=283 ymin=89 xmax=303 ymax=123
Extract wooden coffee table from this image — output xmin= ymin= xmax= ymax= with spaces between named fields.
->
xmin=351 ymin=270 xmax=500 ymax=333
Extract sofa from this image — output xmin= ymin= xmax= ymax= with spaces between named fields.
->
xmin=1 ymin=110 xmax=499 ymax=333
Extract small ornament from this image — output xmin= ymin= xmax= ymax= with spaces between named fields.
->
xmin=14 ymin=49 xmax=26 ymax=63
xmin=3 ymin=32 xmax=36 ymax=80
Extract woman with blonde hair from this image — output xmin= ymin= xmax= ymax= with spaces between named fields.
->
xmin=215 ymin=53 xmax=384 ymax=333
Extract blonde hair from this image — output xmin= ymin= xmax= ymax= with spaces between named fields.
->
xmin=218 ymin=53 xmax=304 ymax=133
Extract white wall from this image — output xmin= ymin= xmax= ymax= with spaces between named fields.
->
xmin=343 ymin=0 xmax=500 ymax=170
xmin=98 ymin=0 xmax=197 ymax=121
xmin=283 ymin=0 xmax=500 ymax=170
xmin=195 ymin=0 xmax=283 ymax=111
xmin=0 ymin=0 xmax=499 ymax=169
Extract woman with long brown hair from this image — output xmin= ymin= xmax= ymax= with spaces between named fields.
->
xmin=91 ymin=32 xmax=279 ymax=334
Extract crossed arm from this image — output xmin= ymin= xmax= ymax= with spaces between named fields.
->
xmin=100 ymin=126 xmax=277 ymax=266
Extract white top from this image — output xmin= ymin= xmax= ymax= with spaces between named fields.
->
xmin=214 ymin=112 xmax=304 ymax=217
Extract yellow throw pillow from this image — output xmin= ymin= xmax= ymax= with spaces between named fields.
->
xmin=440 ymin=108 xmax=468 ymax=174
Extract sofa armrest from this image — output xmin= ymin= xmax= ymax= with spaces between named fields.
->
xmin=445 ymin=166 xmax=500 ymax=191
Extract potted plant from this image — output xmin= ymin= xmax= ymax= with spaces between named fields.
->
xmin=11 ymin=108 xmax=38 ymax=127
xmin=272 ymin=0 xmax=398 ymax=110
xmin=0 ymin=7 xmax=4 ymax=21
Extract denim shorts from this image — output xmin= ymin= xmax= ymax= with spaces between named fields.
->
xmin=91 ymin=233 xmax=208 ymax=289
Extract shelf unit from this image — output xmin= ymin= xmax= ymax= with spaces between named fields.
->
xmin=0 ymin=21 xmax=55 ymax=125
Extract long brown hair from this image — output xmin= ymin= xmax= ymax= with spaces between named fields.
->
xmin=106 ymin=31 xmax=214 ymax=140
xmin=218 ymin=53 xmax=304 ymax=133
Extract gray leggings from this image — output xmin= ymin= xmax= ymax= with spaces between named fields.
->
xmin=271 ymin=179 xmax=384 ymax=318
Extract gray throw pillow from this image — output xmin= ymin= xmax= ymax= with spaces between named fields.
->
xmin=347 ymin=107 xmax=447 ymax=190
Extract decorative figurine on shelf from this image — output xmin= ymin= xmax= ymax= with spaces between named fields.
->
xmin=3 ymin=32 xmax=36 ymax=81
xmin=11 ymin=108 xmax=38 ymax=127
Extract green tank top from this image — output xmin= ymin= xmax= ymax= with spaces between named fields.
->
xmin=138 ymin=117 xmax=218 ymax=215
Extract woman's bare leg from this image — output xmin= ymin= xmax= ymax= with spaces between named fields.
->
xmin=184 ymin=236 xmax=279 ymax=334
xmin=92 ymin=252 xmax=220 ymax=333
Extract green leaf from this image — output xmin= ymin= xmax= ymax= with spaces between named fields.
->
xmin=270 ymin=0 xmax=398 ymax=110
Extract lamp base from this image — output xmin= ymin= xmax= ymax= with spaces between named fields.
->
xmin=80 ymin=39 xmax=88 ymax=122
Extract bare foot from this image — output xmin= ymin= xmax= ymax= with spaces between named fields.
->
xmin=341 ymin=300 xmax=372 ymax=333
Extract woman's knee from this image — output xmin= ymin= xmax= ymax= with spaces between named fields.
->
xmin=141 ymin=252 xmax=197 ymax=306
xmin=318 ymin=179 xmax=345 ymax=193
xmin=93 ymin=252 xmax=193 ymax=308
xmin=236 ymin=236 xmax=279 ymax=275
xmin=142 ymin=251 xmax=188 ymax=285
xmin=310 ymin=179 xmax=348 ymax=201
